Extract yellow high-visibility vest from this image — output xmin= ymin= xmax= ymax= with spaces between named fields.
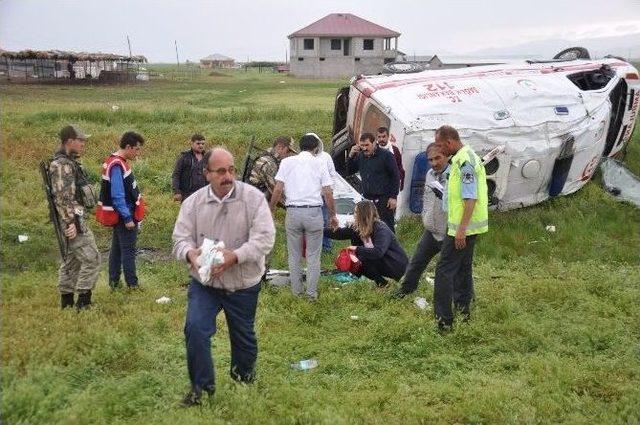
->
xmin=446 ymin=145 xmax=488 ymax=236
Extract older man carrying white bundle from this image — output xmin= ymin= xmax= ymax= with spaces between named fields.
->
xmin=172 ymin=147 xmax=275 ymax=406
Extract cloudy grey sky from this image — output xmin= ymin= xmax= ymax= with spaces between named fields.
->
xmin=1 ymin=0 xmax=638 ymax=62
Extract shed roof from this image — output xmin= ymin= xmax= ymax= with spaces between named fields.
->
xmin=200 ymin=53 xmax=234 ymax=61
xmin=0 ymin=49 xmax=146 ymax=62
xmin=288 ymin=13 xmax=400 ymax=38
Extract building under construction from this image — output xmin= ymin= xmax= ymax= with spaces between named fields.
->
xmin=0 ymin=49 xmax=148 ymax=83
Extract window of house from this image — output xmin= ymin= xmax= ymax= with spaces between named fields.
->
xmin=319 ymin=57 xmax=325 ymax=61
xmin=298 ymin=57 xmax=304 ymax=61
xmin=331 ymin=39 xmax=341 ymax=50
xmin=384 ymin=38 xmax=391 ymax=50
xmin=363 ymin=39 xmax=374 ymax=50
xmin=303 ymin=39 xmax=314 ymax=50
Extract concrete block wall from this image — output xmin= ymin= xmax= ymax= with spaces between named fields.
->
xmin=289 ymin=36 xmax=396 ymax=78
xmin=290 ymin=56 xmax=385 ymax=78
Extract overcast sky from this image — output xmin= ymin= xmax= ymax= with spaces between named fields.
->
xmin=1 ymin=0 xmax=638 ymax=62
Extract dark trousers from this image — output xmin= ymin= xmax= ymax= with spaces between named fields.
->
xmin=401 ymin=231 xmax=442 ymax=293
xmin=359 ymin=260 xmax=386 ymax=286
xmin=433 ymin=235 xmax=477 ymax=327
xmin=108 ymin=221 xmax=138 ymax=287
xmin=365 ymin=195 xmax=395 ymax=233
xmin=184 ymin=279 xmax=260 ymax=392
xmin=357 ymin=259 xmax=397 ymax=286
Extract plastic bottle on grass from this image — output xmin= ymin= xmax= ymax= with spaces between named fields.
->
xmin=291 ymin=359 xmax=318 ymax=370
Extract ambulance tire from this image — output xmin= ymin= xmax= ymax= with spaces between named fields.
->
xmin=383 ymin=62 xmax=425 ymax=74
xmin=553 ymin=47 xmax=590 ymax=60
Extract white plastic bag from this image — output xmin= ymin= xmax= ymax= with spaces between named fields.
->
xmin=197 ymin=239 xmax=225 ymax=284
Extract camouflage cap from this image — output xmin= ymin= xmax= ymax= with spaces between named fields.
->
xmin=60 ymin=125 xmax=90 ymax=142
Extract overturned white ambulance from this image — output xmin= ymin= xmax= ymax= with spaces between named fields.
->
xmin=330 ymin=52 xmax=640 ymax=218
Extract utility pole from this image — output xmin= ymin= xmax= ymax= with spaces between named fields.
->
xmin=126 ymin=35 xmax=132 ymax=57
xmin=175 ymin=40 xmax=180 ymax=66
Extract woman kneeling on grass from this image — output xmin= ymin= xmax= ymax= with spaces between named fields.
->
xmin=325 ymin=200 xmax=408 ymax=288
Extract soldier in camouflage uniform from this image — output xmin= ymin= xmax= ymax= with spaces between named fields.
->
xmin=49 ymin=125 xmax=100 ymax=310
xmin=248 ymin=136 xmax=296 ymax=202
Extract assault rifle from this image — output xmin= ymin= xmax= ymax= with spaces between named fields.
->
xmin=39 ymin=160 xmax=68 ymax=260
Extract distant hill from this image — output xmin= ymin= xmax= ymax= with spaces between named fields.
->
xmin=466 ymin=33 xmax=640 ymax=61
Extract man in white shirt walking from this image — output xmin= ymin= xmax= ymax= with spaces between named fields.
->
xmin=270 ymin=134 xmax=339 ymax=300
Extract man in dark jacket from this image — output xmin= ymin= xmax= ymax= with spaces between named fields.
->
xmin=347 ymin=133 xmax=400 ymax=232
xmin=172 ymin=134 xmax=207 ymax=203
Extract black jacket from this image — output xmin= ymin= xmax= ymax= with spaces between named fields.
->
xmin=172 ymin=149 xmax=206 ymax=198
xmin=325 ymin=221 xmax=408 ymax=280
xmin=347 ymin=146 xmax=400 ymax=198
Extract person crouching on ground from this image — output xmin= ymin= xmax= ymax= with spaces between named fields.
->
xmin=325 ymin=200 xmax=408 ymax=288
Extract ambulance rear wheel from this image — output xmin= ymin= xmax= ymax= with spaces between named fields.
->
xmin=553 ymin=47 xmax=590 ymax=60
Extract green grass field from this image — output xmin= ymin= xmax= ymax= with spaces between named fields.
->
xmin=2 ymin=68 xmax=639 ymax=424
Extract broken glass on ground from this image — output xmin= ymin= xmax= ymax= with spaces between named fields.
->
xmin=600 ymin=158 xmax=640 ymax=208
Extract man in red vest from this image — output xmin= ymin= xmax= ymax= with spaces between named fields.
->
xmin=96 ymin=131 xmax=145 ymax=289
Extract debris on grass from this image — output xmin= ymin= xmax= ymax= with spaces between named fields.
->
xmin=601 ymin=157 xmax=640 ymax=207
xmin=414 ymin=297 xmax=429 ymax=310
xmin=333 ymin=272 xmax=359 ymax=284
xmin=155 ymin=296 xmax=171 ymax=304
xmin=17 ymin=234 xmax=28 ymax=243
xmin=545 ymin=225 xmax=556 ymax=232
xmin=291 ymin=359 xmax=318 ymax=370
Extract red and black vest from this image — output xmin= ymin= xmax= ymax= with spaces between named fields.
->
xmin=95 ymin=154 xmax=145 ymax=226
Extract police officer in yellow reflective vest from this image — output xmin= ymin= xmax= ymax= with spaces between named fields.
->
xmin=433 ymin=125 xmax=488 ymax=331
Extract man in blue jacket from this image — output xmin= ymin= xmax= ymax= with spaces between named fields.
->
xmin=98 ymin=132 xmax=145 ymax=289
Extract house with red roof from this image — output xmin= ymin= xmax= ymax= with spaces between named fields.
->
xmin=288 ymin=13 xmax=400 ymax=78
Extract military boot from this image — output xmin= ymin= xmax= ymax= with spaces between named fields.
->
xmin=76 ymin=291 xmax=92 ymax=310
xmin=60 ymin=293 xmax=75 ymax=309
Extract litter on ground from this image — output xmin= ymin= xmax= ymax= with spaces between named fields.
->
xmin=291 ymin=359 xmax=318 ymax=370
xmin=414 ymin=297 xmax=429 ymax=310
